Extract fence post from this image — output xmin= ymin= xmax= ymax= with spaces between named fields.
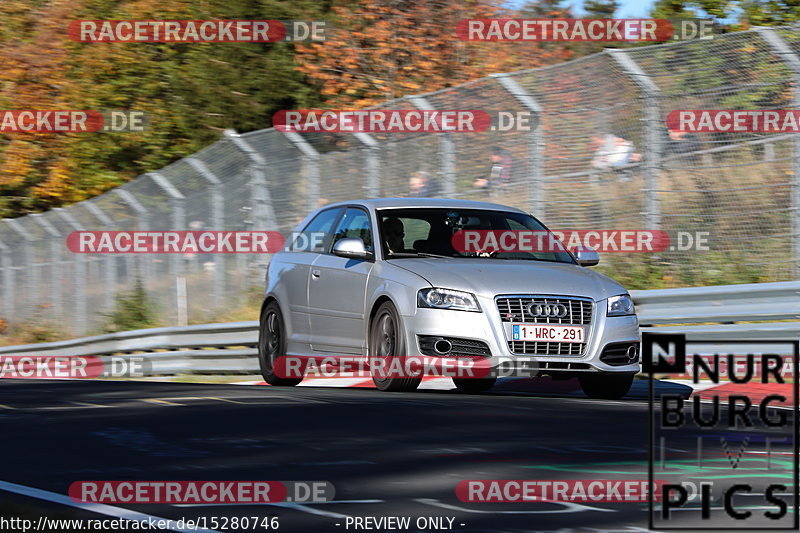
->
xmin=148 ymin=172 xmax=186 ymax=282
xmin=187 ymin=157 xmax=226 ymax=306
xmin=281 ymin=130 xmax=321 ymax=212
xmin=53 ymin=208 xmax=87 ymax=335
xmin=608 ymin=49 xmax=662 ymax=233
xmin=83 ymin=202 xmax=118 ymax=312
xmin=755 ymin=27 xmax=800 ymax=279
xmin=224 ymin=129 xmax=277 ymax=286
xmin=31 ymin=213 xmax=63 ymax=319
xmin=2 ymin=218 xmax=36 ymax=317
xmin=0 ymin=236 xmax=12 ymax=323
xmin=408 ymin=96 xmax=455 ymax=197
xmin=353 ymin=132 xmax=381 ymax=198
xmin=224 ymin=130 xmax=278 ymax=230
xmin=114 ymin=189 xmax=151 ymax=287
xmin=493 ymin=73 xmax=545 ymax=217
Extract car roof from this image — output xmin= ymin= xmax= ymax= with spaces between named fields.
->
xmin=322 ymin=197 xmax=528 ymax=213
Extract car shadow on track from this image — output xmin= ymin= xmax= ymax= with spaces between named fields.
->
xmin=257 ymin=376 xmax=693 ymax=401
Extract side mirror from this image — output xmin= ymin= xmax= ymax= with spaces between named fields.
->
xmin=572 ymin=247 xmax=599 ymax=267
xmin=332 ymin=237 xmax=373 ymax=260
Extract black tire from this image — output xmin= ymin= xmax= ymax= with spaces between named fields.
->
xmin=369 ymin=301 xmax=421 ymax=392
xmin=452 ymin=376 xmax=496 ymax=394
xmin=579 ymin=372 xmax=634 ymax=400
xmin=258 ymin=301 xmax=302 ymax=386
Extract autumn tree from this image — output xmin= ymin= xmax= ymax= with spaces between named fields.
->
xmin=519 ymin=0 xmax=572 ymax=18
xmin=651 ymin=0 xmax=800 ymax=26
xmin=583 ymin=0 xmax=619 ymax=18
xmin=0 ymin=0 xmax=331 ymax=217
xmin=0 ymin=0 xmax=84 ymax=215
xmin=575 ymin=0 xmax=621 ymax=56
xmin=296 ymin=0 xmax=573 ymax=108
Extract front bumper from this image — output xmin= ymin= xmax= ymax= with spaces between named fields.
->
xmin=402 ymin=295 xmax=640 ymax=374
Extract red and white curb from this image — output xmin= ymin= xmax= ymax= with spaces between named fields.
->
xmin=234 ymin=376 xmax=637 ymax=396
xmin=236 ymin=375 xmax=457 ymax=390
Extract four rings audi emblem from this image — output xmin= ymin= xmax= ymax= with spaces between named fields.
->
xmin=525 ymin=303 xmax=569 ymax=318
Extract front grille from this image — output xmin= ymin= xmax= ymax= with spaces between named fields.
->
xmin=539 ymin=361 xmax=591 ymax=371
xmin=497 ymin=296 xmax=593 ymax=325
xmin=507 ymin=341 xmax=585 ymax=356
xmin=497 ymin=295 xmax=593 ymax=356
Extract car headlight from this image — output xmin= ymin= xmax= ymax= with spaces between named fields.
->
xmin=417 ymin=288 xmax=481 ymax=312
xmin=607 ymin=294 xmax=635 ymax=316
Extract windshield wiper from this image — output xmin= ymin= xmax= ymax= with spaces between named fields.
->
xmin=386 ymin=252 xmax=451 ymax=259
xmin=456 ymin=254 xmax=572 ymax=264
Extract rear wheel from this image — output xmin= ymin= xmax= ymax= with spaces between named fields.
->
xmin=578 ymin=373 xmax=634 ymax=400
xmin=258 ymin=301 xmax=302 ymax=386
xmin=369 ymin=301 xmax=421 ymax=392
xmin=452 ymin=376 xmax=496 ymax=394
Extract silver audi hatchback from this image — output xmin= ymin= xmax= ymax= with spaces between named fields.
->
xmin=259 ymin=198 xmax=640 ymax=398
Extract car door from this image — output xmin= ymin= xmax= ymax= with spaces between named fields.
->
xmin=308 ymin=207 xmax=375 ymax=354
xmin=278 ymin=207 xmax=342 ymax=352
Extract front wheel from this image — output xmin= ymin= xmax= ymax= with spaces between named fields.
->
xmin=452 ymin=377 xmax=496 ymax=394
xmin=578 ymin=373 xmax=634 ymax=400
xmin=258 ymin=301 xmax=302 ymax=386
xmin=369 ymin=302 xmax=421 ymax=392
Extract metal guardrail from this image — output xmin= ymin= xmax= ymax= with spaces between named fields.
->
xmin=630 ymin=280 xmax=800 ymax=325
xmin=0 ymin=321 xmax=262 ymax=375
xmin=0 ymin=282 xmax=797 ymax=374
xmin=0 ymin=321 xmax=259 ymax=357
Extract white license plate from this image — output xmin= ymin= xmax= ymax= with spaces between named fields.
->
xmin=512 ymin=324 xmax=585 ymax=343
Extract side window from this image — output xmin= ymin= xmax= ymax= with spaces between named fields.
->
xmin=331 ymin=208 xmax=373 ymax=252
xmin=506 ymin=218 xmax=526 ymax=230
xmin=402 ymin=218 xmax=431 ymax=245
xmin=291 ymin=208 xmax=342 ymax=253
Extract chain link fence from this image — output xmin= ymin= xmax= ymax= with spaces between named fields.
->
xmin=2 ymin=26 xmax=799 ymax=335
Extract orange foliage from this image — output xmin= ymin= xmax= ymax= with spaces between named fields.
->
xmin=0 ymin=0 xmax=83 ymax=209
xmin=296 ymin=0 xmax=573 ymax=108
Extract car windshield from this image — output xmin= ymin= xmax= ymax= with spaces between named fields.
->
xmin=377 ymin=208 xmax=575 ymax=264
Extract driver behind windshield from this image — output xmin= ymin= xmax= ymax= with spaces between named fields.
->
xmin=383 ymin=217 xmax=407 ymax=253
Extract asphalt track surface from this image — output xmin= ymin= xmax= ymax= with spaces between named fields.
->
xmin=0 ymin=378 xmax=794 ymax=533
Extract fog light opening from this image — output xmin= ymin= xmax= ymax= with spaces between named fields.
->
xmin=433 ymin=339 xmax=453 ymax=355
xmin=626 ymin=345 xmax=638 ymax=362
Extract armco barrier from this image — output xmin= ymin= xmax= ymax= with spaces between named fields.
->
xmin=631 ymin=281 xmax=800 ymax=325
xmin=0 ymin=282 xmax=797 ymax=375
